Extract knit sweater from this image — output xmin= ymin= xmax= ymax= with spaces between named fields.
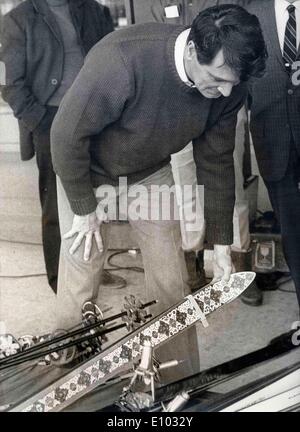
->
xmin=51 ymin=23 xmax=247 ymax=245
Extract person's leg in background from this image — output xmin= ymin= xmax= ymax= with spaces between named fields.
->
xmin=264 ymin=149 xmax=300 ymax=310
xmin=126 ymin=164 xmax=200 ymax=384
xmin=32 ymin=107 xmax=60 ymax=294
xmin=171 ymin=142 xmax=207 ymax=292
xmin=233 ymin=107 xmax=262 ymax=306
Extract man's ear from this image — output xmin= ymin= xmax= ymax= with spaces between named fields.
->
xmin=186 ymin=40 xmax=196 ymax=60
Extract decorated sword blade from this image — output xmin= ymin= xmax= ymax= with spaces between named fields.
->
xmin=10 ymin=272 xmax=255 ymax=412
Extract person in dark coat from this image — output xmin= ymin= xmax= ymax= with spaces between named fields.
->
xmin=0 ymin=0 xmax=114 ymax=293
xmin=246 ymin=0 xmax=300 ymax=312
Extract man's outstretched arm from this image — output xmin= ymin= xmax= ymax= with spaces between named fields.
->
xmin=193 ymin=83 xmax=248 ymax=281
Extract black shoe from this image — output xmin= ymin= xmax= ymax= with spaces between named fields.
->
xmin=241 ymin=281 xmax=263 ymax=306
xmin=100 ymin=270 xmax=126 ymax=289
xmin=196 ymin=249 xmax=207 ymax=289
xmin=256 ymin=272 xmax=291 ymax=291
xmin=185 ymin=251 xmax=207 ymax=293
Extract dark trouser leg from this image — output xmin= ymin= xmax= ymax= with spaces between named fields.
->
xmin=32 ymin=120 xmax=60 ymax=293
xmin=238 ymin=250 xmax=263 ymax=306
xmin=184 ymin=250 xmax=207 ymax=292
xmin=264 ymin=150 xmax=300 ymax=308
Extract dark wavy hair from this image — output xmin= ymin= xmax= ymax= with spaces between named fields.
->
xmin=188 ymin=4 xmax=268 ymax=81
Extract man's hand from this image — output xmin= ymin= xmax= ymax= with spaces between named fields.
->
xmin=211 ymin=245 xmax=233 ymax=284
xmin=63 ymin=205 xmax=108 ymax=261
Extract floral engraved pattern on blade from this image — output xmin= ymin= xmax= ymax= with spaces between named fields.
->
xmin=20 ymin=272 xmax=255 ymax=412
xmin=23 ymin=300 xmax=199 ymax=412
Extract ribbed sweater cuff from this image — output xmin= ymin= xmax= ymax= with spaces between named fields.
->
xmin=206 ymin=221 xmax=233 ymax=246
xmin=69 ymin=194 xmax=98 ymax=216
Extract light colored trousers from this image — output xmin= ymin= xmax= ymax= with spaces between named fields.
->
xmin=171 ymin=106 xmax=251 ymax=252
xmin=56 ymin=164 xmax=200 ymax=382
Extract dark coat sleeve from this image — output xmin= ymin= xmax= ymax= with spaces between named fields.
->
xmin=0 ymin=13 xmax=47 ymax=132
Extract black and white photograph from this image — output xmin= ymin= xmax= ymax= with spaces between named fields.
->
xmin=0 ymin=0 xmax=299 ymax=414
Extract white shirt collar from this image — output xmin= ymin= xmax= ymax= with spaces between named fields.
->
xmin=275 ymin=0 xmax=300 ymax=14
xmin=174 ymin=28 xmax=195 ymax=87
